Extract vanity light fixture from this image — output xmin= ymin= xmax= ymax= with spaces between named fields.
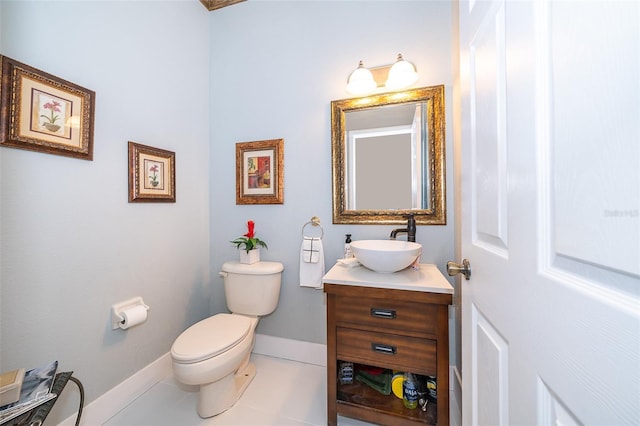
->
xmin=345 ymin=53 xmax=419 ymax=95
xmin=346 ymin=60 xmax=377 ymax=96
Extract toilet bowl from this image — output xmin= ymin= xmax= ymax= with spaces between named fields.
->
xmin=170 ymin=260 xmax=283 ymax=418
xmin=171 ymin=313 xmax=258 ymax=418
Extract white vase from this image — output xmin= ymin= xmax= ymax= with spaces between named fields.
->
xmin=239 ymin=248 xmax=260 ymax=264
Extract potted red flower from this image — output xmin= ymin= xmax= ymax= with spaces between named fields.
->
xmin=231 ymin=220 xmax=268 ymax=264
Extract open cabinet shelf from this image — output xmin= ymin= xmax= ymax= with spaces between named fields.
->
xmin=336 ymin=375 xmax=437 ymax=425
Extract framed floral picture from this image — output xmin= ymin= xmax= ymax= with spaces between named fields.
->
xmin=128 ymin=141 xmax=176 ymax=203
xmin=0 ymin=55 xmax=95 ymax=160
xmin=236 ymin=139 xmax=284 ymax=204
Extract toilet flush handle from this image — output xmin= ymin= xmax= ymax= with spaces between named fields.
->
xmin=219 ymin=271 xmax=228 ymax=277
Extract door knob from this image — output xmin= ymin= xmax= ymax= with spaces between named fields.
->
xmin=447 ymin=259 xmax=471 ymax=280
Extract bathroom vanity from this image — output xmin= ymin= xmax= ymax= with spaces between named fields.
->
xmin=323 ymin=263 xmax=453 ymax=425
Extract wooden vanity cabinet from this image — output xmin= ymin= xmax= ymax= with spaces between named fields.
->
xmin=324 ymin=283 xmax=452 ymax=426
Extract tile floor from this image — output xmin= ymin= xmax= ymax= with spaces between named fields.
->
xmin=103 ymin=354 xmax=371 ymax=426
xmin=104 ymin=354 xmax=454 ymax=426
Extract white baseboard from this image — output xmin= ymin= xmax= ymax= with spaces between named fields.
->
xmin=61 ymin=334 xmax=453 ymax=425
xmin=253 ymin=333 xmax=327 ymax=366
xmin=59 ymin=352 xmax=172 ymax=426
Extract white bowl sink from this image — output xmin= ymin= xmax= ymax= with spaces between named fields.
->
xmin=350 ymin=240 xmax=422 ymax=273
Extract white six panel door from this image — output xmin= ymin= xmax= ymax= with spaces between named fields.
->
xmin=459 ymin=0 xmax=639 ymax=424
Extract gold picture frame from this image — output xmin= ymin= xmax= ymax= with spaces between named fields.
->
xmin=0 ymin=55 xmax=95 ymax=160
xmin=128 ymin=141 xmax=176 ymax=203
xmin=236 ymin=139 xmax=284 ymax=205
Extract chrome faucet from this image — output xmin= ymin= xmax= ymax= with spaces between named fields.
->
xmin=389 ymin=214 xmax=416 ymax=242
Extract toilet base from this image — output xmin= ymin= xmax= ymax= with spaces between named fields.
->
xmin=197 ymin=361 xmax=256 ymax=418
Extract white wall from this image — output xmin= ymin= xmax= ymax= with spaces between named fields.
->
xmin=0 ymin=1 xmax=210 ymax=422
xmin=208 ymin=0 xmax=455 ymax=344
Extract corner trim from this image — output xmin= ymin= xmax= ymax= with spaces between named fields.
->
xmin=450 ymin=365 xmax=463 ymax=426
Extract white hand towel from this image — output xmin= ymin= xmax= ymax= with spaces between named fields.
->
xmin=302 ymin=237 xmax=321 ymax=263
xmin=299 ymin=237 xmax=325 ymax=289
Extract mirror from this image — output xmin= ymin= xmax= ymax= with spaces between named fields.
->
xmin=331 ymin=85 xmax=446 ymax=225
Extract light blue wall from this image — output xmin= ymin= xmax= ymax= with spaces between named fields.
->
xmin=0 ymin=1 xmax=211 ymax=422
xmin=209 ymin=0 xmax=454 ymax=344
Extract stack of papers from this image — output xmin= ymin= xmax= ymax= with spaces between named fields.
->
xmin=0 ymin=361 xmax=58 ymax=425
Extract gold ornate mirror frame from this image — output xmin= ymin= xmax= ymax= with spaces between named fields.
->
xmin=331 ymin=85 xmax=446 ymax=225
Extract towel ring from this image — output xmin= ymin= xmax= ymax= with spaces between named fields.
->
xmin=302 ymin=216 xmax=324 ymax=239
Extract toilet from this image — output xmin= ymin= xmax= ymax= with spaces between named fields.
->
xmin=170 ymin=260 xmax=284 ymax=418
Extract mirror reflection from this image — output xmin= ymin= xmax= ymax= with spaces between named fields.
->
xmin=345 ymin=101 xmax=428 ymax=210
xmin=331 ymin=86 xmax=445 ymax=225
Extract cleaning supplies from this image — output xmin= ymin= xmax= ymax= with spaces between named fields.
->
xmin=355 ymin=366 xmax=391 ymax=395
xmin=403 ymin=372 xmax=418 ymax=409
xmin=338 ymin=362 xmax=353 ymax=385
xmin=344 ymin=234 xmax=353 ymax=258
xmin=426 ymin=375 xmax=437 ymax=401
xmin=391 ymin=372 xmax=404 ymax=399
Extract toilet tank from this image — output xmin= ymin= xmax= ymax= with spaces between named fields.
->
xmin=220 ymin=261 xmax=284 ymax=316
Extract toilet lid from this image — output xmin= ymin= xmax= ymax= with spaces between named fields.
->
xmin=171 ymin=314 xmax=252 ymax=363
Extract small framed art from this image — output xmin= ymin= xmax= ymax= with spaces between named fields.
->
xmin=128 ymin=141 xmax=176 ymax=203
xmin=0 ymin=55 xmax=95 ymax=160
xmin=236 ymin=138 xmax=284 ymax=205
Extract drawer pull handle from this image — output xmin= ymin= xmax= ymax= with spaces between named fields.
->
xmin=370 ymin=308 xmax=396 ymax=319
xmin=371 ymin=343 xmax=397 ymax=355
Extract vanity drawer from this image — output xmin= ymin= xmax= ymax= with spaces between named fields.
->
xmin=334 ymin=295 xmax=437 ymax=335
xmin=337 ymin=327 xmax=436 ymax=373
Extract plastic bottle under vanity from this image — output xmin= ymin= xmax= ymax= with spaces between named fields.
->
xmin=403 ymin=372 xmax=419 ymax=409
xmin=344 ymin=234 xmax=353 ymax=258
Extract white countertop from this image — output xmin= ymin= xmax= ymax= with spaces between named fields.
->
xmin=322 ymin=262 xmax=454 ymax=294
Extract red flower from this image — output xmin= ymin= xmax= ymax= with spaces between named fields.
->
xmin=244 ymin=220 xmax=255 ymax=238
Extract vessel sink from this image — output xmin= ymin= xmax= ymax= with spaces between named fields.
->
xmin=350 ymin=240 xmax=422 ymax=273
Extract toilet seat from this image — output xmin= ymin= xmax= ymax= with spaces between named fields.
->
xmin=171 ymin=314 xmax=252 ymax=363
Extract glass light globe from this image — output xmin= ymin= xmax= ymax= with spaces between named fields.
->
xmin=385 ymin=54 xmax=419 ymax=90
xmin=346 ymin=61 xmax=376 ymax=95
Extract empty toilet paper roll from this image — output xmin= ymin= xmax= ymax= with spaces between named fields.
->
xmin=119 ymin=305 xmax=148 ymax=329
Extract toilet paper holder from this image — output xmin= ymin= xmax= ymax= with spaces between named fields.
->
xmin=111 ymin=297 xmax=150 ymax=329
